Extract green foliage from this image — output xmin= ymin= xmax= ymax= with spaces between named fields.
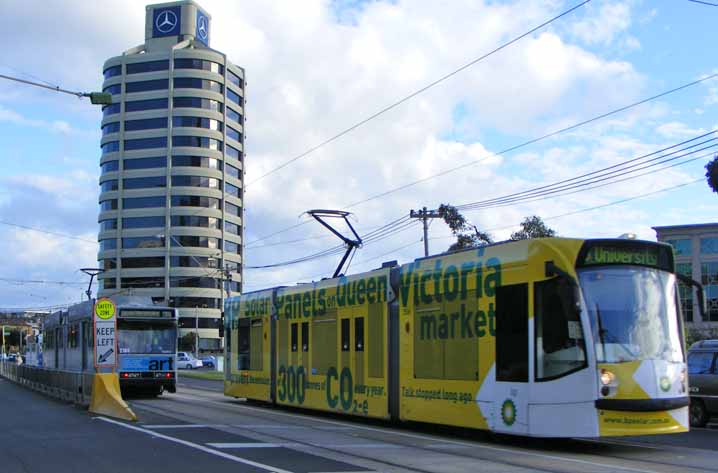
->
xmin=438 ymin=204 xmax=493 ymax=252
xmin=510 ymin=215 xmax=557 ymax=240
xmin=706 ymin=156 xmax=718 ymax=194
xmin=178 ymin=332 xmax=197 ymax=352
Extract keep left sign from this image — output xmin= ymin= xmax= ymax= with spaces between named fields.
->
xmin=94 ymin=298 xmax=117 ymax=369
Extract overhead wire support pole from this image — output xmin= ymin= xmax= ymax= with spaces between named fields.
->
xmin=409 ymin=207 xmax=441 ymax=257
xmin=306 ymin=210 xmax=363 ymax=278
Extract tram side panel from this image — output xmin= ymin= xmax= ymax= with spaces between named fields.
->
xmin=225 ymin=289 xmax=274 ymax=402
xmin=273 ymin=268 xmax=393 ymax=419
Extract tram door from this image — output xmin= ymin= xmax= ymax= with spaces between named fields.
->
xmin=289 ymin=321 xmax=308 ymax=371
xmin=339 ymin=315 xmax=365 ymax=395
xmin=493 ymin=283 xmax=529 ymax=434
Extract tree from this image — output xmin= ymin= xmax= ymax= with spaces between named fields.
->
xmin=179 ymin=332 xmax=197 ymax=353
xmin=510 ymin=215 xmax=557 ymax=240
xmin=438 ymin=204 xmax=493 ymax=252
xmin=706 ymin=155 xmax=718 ymax=194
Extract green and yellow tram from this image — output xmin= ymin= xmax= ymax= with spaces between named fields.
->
xmin=224 ymin=238 xmax=704 ymax=437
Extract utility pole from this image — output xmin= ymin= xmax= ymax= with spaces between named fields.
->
xmin=409 ymin=207 xmax=441 ymax=257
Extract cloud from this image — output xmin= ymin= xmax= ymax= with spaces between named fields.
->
xmin=655 ymin=121 xmax=705 ymax=138
xmin=570 ymin=1 xmax=632 ymax=45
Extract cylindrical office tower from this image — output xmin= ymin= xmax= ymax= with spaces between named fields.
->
xmin=97 ymin=1 xmax=243 ymax=350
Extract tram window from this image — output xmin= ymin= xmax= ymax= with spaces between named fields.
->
xmin=69 ymin=325 xmax=78 ymax=349
xmin=534 ymin=278 xmax=587 ymax=381
xmin=301 ymin=322 xmax=309 ymax=352
xmin=341 ymin=318 xmax=350 ymax=352
xmin=495 ymin=283 xmax=528 ymax=382
xmin=291 ymin=323 xmax=298 ymax=352
xmin=368 ymin=304 xmax=384 ymax=378
xmin=250 ymin=319 xmax=263 ymax=371
xmin=237 ymin=318 xmax=250 ymax=370
xmin=355 ymin=317 xmax=364 ymax=352
xmin=312 ymin=312 xmax=336 ymax=375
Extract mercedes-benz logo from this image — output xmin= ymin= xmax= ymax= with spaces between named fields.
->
xmin=197 ymin=16 xmax=208 ymax=39
xmin=156 ymin=10 xmax=177 ymax=33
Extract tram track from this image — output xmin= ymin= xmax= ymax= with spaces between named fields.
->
xmin=126 ymin=387 xmax=717 ymax=473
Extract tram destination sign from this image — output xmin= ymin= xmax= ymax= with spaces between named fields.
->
xmin=577 ymin=240 xmax=673 ymax=272
xmin=94 ymin=298 xmax=117 ymax=369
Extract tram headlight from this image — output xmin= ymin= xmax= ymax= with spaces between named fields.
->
xmin=680 ymin=368 xmax=686 ymax=384
xmin=600 ymin=369 xmax=615 ymax=386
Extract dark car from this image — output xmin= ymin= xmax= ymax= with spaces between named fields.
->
xmin=688 ymin=339 xmax=718 ymax=427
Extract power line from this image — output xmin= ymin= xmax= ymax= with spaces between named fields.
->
xmin=687 ymin=0 xmax=718 ymax=6
xmin=0 ymin=220 xmax=97 ymax=244
xmin=245 ymin=0 xmax=592 ymax=186
xmin=0 ymin=277 xmax=86 ymax=286
xmin=343 ymin=72 xmax=718 ymax=209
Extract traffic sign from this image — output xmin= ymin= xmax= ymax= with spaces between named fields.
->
xmin=94 ymin=298 xmax=117 ymax=369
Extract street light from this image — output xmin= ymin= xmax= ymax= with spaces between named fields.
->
xmin=80 ymin=268 xmax=105 ymax=301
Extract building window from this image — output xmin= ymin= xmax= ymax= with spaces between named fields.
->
xmin=225 ymin=221 xmax=240 ymax=235
xmin=100 ymin=180 xmax=119 ymax=192
xmin=122 ymin=196 xmax=166 ymax=209
xmin=198 ymin=318 xmax=221 ymax=329
xmin=100 ymin=258 xmax=117 ymax=270
xmin=225 ymin=182 xmax=240 ymax=197
xmin=170 ymin=256 xmax=219 ymax=268
xmin=121 ymin=277 xmax=165 ymax=288
xmin=101 ymin=141 xmax=119 ymax=154
xmin=124 ymin=137 xmax=168 ymax=151
xmin=103 ymin=83 xmax=122 ymax=95
xmin=172 ymin=116 xmax=222 ymax=131
xmin=701 ymin=238 xmax=718 ymax=254
xmin=168 ymin=297 xmax=221 ymax=309
xmin=123 ymin=156 xmax=166 ymax=170
xmin=99 ymin=239 xmax=117 ymax=251
xmin=171 ymin=176 xmax=220 ymax=189
xmin=170 ymin=277 xmax=220 ymax=289
xmin=225 ymin=144 xmax=241 ymax=160
xmin=677 ymin=263 xmax=694 ymax=322
xmin=224 ymin=240 xmax=240 ymax=254
xmin=172 ymin=156 xmax=221 ymax=169
xmin=102 ymin=122 xmax=120 ymax=136
xmin=173 ymin=78 xmax=223 ymax=94
xmin=124 ymin=117 xmax=168 ymax=132
xmin=123 ymin=176 xmax=167 ymax=190
xmin=126 ymin=60 xmax=169 ymax=74
xmin=665 ymin=239 xmax=692 ymax=256
xmin=103 ymin=278 xmax=117 ymax=289
xmin=226 ymin=107 xmax=242 ymax=124
xmin=171 ymin=195 xmax=220 ymax=209
xmin=173 ymin=97 xmax=223 ymax=112
xmin=103 ymin=103 xmax=121 ymax=117
xmin=101 ymin=160 xmax=119 ymax=173
xmin=103 ymin=65 xmax=122 ymax=78
xmin=99 ymin=219 xmax=118 ymax=231
xmin=225 ymin=202 xmax=240 ymax=217
xmin=125 ymin=98 xmax=169 ymax=112
xmin=702 ymin=262 xmax=718 ymax=321
xmin=174 ymin=58 xmax=224 ymax=74
xmin=170 ymin=236 xmax=220 ymax=249
xmin=172 ymin=136 xmax=222 ymax=150
xmin=171 ymin=215 xmax=220 ymax=229
xmin=227 ymin=69 xmax=243 ymax=88
xmin=122 ymin=216 xmax=165 ymax=229
xmin=227 ymin=88 xmax=242 ymax=106
xmin=225 ymin=163 xmax=241 ymax=179
xmin=122 ymin=236 xmax=165 ymax=249
xmin=122 ymin=257 xmax=165 ymax=268
xmin=226 ymin=126 xmax=242 ymax=142
xmin=125 ymin=79 xmax=169 ymax=93
xmin=100 ymin=199 xmax=118 ymax=211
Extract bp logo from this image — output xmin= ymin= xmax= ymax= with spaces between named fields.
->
xmin=659 ymin=376 xmax=671 ymax=392
xmin=501 ymin=399 xmax=517 ymax=426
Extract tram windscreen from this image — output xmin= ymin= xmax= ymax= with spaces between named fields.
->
xmin=578 ymin=267 xmax=683 ymax=363
xmin=118 ymin=320 xmax=177 ymax=355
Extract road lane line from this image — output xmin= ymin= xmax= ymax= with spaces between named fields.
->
xmin=208 ymin=443 xmax=287 ymax=448
xmin=95 ymin=416 xmax=295 ymax=473
xmin=166 ymin=393 xmax=664 ymax=473
xmin=143 ymin=424 xmax=227 ymax=429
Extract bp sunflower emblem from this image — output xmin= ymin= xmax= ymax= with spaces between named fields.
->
xmin=659 ymin=376 xmax=671 ymax=392
xmin=501 ymin=399 xmax=517 ymax=426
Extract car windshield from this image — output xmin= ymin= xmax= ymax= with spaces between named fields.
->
xmin=579 ymin=266 xmax=683 ymax=363
xmin=118 ymin=321 xmax=176 ymax=354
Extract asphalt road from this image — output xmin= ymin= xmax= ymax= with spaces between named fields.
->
xmin=3 ymin=374 xmax=718 ymax=473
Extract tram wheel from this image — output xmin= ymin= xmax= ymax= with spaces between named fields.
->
xmin=690 ymin=399 xmax=708 ymax=427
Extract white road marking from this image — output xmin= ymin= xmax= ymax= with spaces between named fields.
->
xmin=142 ymin=424 xmax=227 ymax=429
xmin=166 ymin=392 xmax=665 ymax=473
xmin=208 ymin=443 xmax=287 ymax=449
xmin=96 ymin=417 xmax=295 ymax=473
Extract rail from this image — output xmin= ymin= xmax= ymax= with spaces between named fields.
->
xmin=0 ymin=361 xmax=95 ymax=405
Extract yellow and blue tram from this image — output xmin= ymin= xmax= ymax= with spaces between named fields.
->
xmin=224 ymin=238 xmax=704 ymax=437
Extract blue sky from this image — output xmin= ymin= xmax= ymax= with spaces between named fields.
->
xmin=0 ymin=0 xmax=716 ymax=308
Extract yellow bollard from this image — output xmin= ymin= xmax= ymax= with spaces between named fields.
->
xmin=88 ymin=373 xmax=137 ymax=421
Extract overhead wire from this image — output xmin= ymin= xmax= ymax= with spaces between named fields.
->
xmin=245 ymin=0 xmax=593 ymax=186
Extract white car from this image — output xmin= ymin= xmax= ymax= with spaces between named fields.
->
xmin=177 ymin=352 xmax=203 ymax=370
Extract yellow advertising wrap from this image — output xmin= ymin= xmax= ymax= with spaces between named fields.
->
xmin=89 ymin=373 xmax=137 ymax=421
xmin=598 ymin=409 xmax=688 ymax=436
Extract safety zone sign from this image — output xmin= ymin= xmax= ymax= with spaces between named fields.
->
xmin=94 ymin=298 xmax=117 ymax=368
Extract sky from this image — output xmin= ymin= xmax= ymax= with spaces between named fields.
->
xmin=0 ymin=0 xmax=716 ymax=310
